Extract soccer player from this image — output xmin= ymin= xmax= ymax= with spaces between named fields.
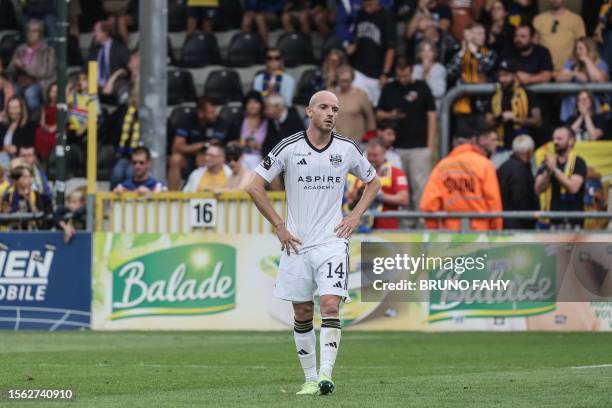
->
xmin=246 ymin=91 xmax=381 ymax=396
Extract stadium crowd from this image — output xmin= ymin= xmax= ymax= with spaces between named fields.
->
xmin=0 ymin=0 xmax=610 ymax=232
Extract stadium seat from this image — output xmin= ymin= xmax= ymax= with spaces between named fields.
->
xmin=180 ymin=31 xmax=221 ymax=68
xmin=168 ymin=0 xmax=187 ymax=33
xmin=168 ymin=105 xmax=198 ymax=152
xmin=218 ymin=104 xmax=244 ymax=128
xmin=203 ymin=69 xmax=244 ymax=104
xmin=0 ymin=31 xmax=22 ymax=68
xmin=277 ymin=32 xmax=314 ymax=68
xmin=168 ymin=69 xmax=198 ymax=106
xmin=293 ymin=68 xmax=323 ymax=106
xmin=225 ymin=32 xmax=265 ymax=67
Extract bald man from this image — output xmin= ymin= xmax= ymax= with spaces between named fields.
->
xmin=247 ymin=91 xmax=381 ymax=395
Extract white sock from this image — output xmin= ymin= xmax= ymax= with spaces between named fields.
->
xmin=294 ymin=319 xmax=317 ymax=382
xmin=319 ymin=316 xmax=341 ymax=378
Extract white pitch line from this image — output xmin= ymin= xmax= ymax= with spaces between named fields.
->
xmin=571 ymin=364 xmax=612 ymax=369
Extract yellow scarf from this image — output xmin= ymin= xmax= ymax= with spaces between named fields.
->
xmin=535 ymin=142 xmax=577 ymax=224
xmin=119 ymin=104 xmax=139 ymax=151
xmin=491 ymin=83 xmax=529 ymax=145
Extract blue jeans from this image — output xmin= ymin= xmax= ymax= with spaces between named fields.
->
xmin=15 ymin=83 xmax=43 ymax=113
xmin=111 ymin=158 xmax=133 ymax=189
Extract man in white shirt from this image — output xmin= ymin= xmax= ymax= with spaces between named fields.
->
xmin=247 ymin=90 xmax=381 ymax=396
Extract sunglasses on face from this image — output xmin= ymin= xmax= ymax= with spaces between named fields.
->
xmin=132 ymin=160 xmax=146 ymax=165
xmin=226 ymin=155 xmax=240 ymax=163
xmin=267 ymin=55 xmax=281 ymax=61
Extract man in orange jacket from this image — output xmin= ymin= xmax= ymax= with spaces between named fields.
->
xmin=420 ymin=127 xmax=503 ymax=230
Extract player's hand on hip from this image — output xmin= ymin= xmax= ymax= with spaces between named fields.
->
xmin=335 ymin=214 xmax=360 ymax=239
xmin=276 ymin=223 xmax=302 ymax=255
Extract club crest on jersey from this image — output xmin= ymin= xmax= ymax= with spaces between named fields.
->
xmin=329 ymin=154 xmax=342 ymax=168
xmin=261 ymin=155 xmax=274 ymax=170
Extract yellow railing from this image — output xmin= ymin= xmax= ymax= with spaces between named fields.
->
xmin=95 ymin=191 xmax=287 ymax=233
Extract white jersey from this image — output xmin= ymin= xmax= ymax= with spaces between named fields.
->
xmin=255 ymin=131 xmax=375 ymax=250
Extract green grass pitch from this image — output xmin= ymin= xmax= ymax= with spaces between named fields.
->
xmin=1 ymin=331 xmax=611 ymax=407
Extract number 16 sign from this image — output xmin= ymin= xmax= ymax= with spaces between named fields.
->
xmin=189 ymin=199 xmax=217 ymax=228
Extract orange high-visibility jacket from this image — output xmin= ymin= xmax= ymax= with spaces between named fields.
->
xmin=420 ymin=144 xmax=503 ymax=231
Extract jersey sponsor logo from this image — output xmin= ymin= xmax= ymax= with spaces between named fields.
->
xmin=261 ymin=155 xmax=274 ymax=170
xmin=297 ymin=175 xmax=342 ymax=190
xmin=329 ymin=154 xmax=342 ymax=168
xmin=297 ymin=158 xmax=307 ymax=165
xmin=293 ymin=152 xmax=310 ymax=157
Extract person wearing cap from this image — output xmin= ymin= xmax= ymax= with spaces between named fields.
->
xmin=487 ymin=58 xmax=542 ymax=150
xmin=420 ymin=127 xmax=503 ymax=231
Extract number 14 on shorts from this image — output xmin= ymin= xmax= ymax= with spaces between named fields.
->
xmin=326 ymin=262 xmax=346 ymax=289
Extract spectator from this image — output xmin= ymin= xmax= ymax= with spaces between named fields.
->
xmin=594 ymin=0 xmax=612 ymax=74
xmin=168 ymin=96 xmax=236 ymax=190
xmin=67 ymin=69 xmax=101 ymax=148
xmin=485 ymin=0 xmax=537 ymax=28
xmin=487 ymin=59 xmax=542 ymax=150
xmin=239 ymin=91 xmax=268 ymax=170
xmin=500 ymin=24 xmax=553 ymax=84
xmin=322 ymin=48 xmax=348 ymax=90
xmin=21 ymin=0 xmax=56 ymax=39
xmin=0 ymin=97 xmax=36 ymax=168
xmin=216 ymin=142 xmax=254 ymax=191
xmin=261 ymin=94 xmax=305 ymax=157
xmin=408 ymin=15 xmax=460 ymax=65
xmin=87 ymin=21 xmax=130 ymax=96
xmin=7 ymin=19 xmax=56 ymax=113
xmin=485 ymin=0 xmax=515 ymax=56
xmin=567 ymin=90 xmax=608 ymax=141
xmin=253 ymin=47 xmax=296 ymax=108
xmin=1 ymin=164 xmax=52 ymax=230
xmin=535 ymin=126 xmax=587 ymax=229
xmin=241 ymin=0 xmax=286 ymax=45
xmin=282 ymin=0 xmax=331 ymax=38
xmin=412 ymin=40 xmax=447 ymax=103
xmin=186 ymin=0 xmax=219 ymax=34
xmin=496 ymin=134 xmax=539 ymax=229
xmin=447 ymin=22 xmax=496 ymax=116
xmin=345 ymin=138 xmax=409 ymax=230
xmin=377 ymin=56 xmax=436 ymax=210
xmin=103 ymin=49 xmax=139 ymax=104
xmin=407 ymin=0 xmax=453 ymax=39
xmin=102 ymin=0 xmax=134 ymax=45
xmin=420 ymin=129 xmax=503 ymax=231
xmin=533 ymin=0 xmax=585 ymax=71
xmin=114 ymin=146 xmax=166 ymax=193
xmin=556 ymin=37 xmax=609 ymax=122
xmin=183 ymin=144 xmax=233 ymax=193
xmin=331 ymin=65 xmax=376 ymax=143
xmin=108 ymin=88 xmax=140 ymax=188
xmin=0 ymin=66 xmax=16 ymax=123
xmin=34 ymin=82 xmax=57 ymax=163
xmin=54 ymin=186 xmax=87 ymax=243
xmin=449 ymin=1 xmax=486 ymax=42
xmin=376 ymin=121 xmax=402 ymax=169
xmin=69 ymin=0 xmax=82 ymax=39
xmin=347 ymin=0 xmax=396 ymax=105
xmin=18 ymin=145 xmax=52 ymax=199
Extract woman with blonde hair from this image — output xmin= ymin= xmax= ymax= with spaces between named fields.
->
xmin=557 ymin=37 xmax=609 ymax=122
xmin=412 ymin=40 xmax=447 ymax=104
xmin=0 ymin=96 xmax=36 ymax=168
xmin=567 ymin=90 xmax=607 ymax=141
xmin=322 ymin=48 xmax=347 ymax=89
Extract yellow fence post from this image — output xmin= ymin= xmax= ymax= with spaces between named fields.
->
xmin=86 ymin=61 xmax=98 ymax=231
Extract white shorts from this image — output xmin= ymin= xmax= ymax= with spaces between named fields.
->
xmin=273 ymin=242 xmax=351 ymax=303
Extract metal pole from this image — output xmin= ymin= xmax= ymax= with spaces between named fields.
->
xmin=86 ymin=61 xmax=99 ymax=231
xmin=139 ymin=0 xmax=168 ymax=181
xmin=54 ymin=0 xmax=69 ymax=205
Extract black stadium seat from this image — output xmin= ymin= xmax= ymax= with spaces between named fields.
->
xmin=225 ymin=32 xmax=265 ymax=67
xmin=169 ymin=105 xmax=197 ymax=131
xmin=0 ymin=32 xmax=22 ymax=67
xmin=167 ymin=69 xmax=197 ymax=105
xmin=180 ymin=31 xmax=221 ymax=68
xmin=293 ymin=68 xmax=323 ymax=106
xmin=277 ymin=32 xmax=314 ymax=67
xmin=168 ymin=0 xmax=187 ymax=33
xmin=218 ymin=105 xmax=244 ymax=128
xmin=203 ymin=69 xmax=244 ymax=104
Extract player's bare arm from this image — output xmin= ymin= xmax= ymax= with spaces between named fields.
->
xmin=246 ymin=173 xmax=302 ymax=255
xmin=335 ymin=176 xmax=381 ymax=238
